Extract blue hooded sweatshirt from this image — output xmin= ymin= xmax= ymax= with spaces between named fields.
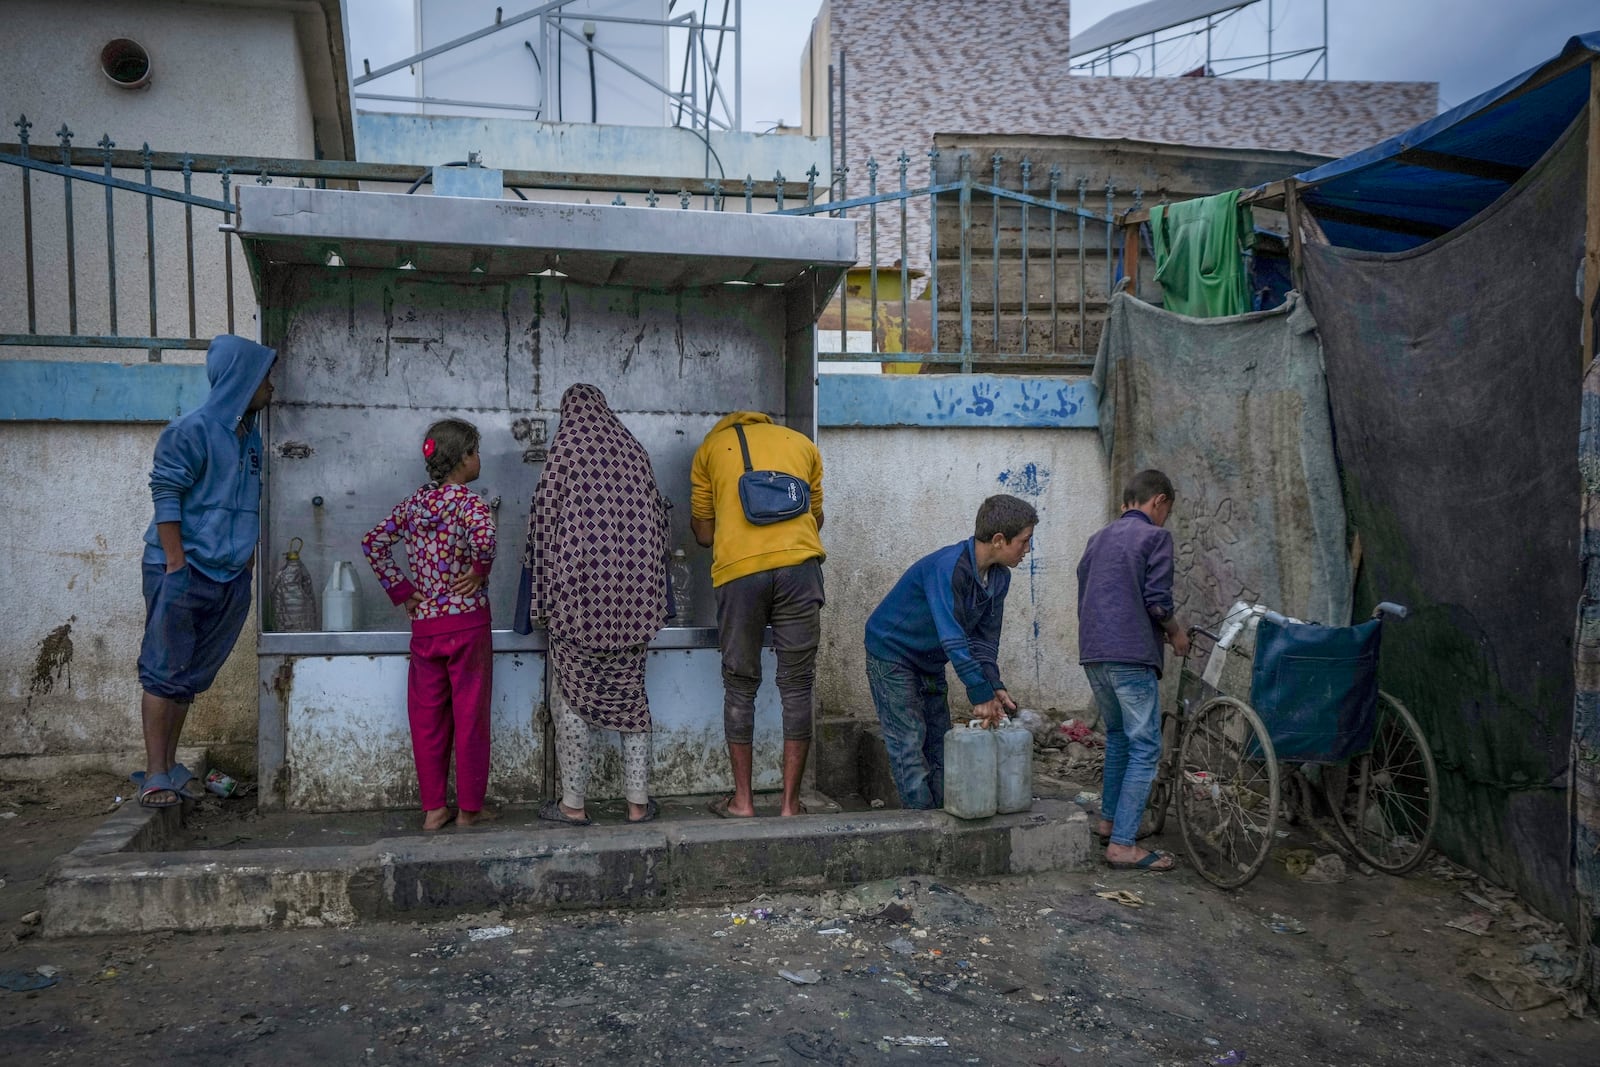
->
xmin=142 ymin=335 xmax=277 ymax=582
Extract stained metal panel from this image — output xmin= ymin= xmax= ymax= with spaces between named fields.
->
xmin=283 ymin=650 xmax=546 ymax=811
xmin=235 ymin=186 xmax=856 ymax=291
xmin=277 ymin=647 xmax=782 ymax=810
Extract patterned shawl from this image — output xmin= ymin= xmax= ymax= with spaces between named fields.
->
xmin=525 ymin=383 xmax=670 ymax=648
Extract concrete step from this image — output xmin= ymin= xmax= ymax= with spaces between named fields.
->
xmin=44 ymin=795 xmax=1092 ymax=936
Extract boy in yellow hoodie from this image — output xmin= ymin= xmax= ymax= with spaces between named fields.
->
xmin=691 ymin=412 xmax=825 ymax=818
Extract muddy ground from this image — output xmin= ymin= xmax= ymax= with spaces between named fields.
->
xmin=0 ymin=772 xmax=1595 ymax=1065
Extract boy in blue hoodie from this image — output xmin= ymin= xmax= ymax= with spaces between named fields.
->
xmin=134 ymin=335 xmax=276 ymax=807
xmin=864 ymin=494 xmax=1037 ymax=809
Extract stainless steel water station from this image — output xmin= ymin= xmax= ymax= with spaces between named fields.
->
xmin=234 ymin=185 xmax=854 ymax=812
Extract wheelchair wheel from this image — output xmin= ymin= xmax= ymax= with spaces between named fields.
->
xmin=1175 ymin=696 xmax=1281 ymax=889
xmin=1322 ymin=692 xmax=1438 ymax=874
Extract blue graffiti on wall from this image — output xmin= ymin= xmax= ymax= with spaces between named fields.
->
xmin=997 ymin=462 xmax=1051 ymax=497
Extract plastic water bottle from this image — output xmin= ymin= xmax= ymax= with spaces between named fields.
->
xmin=269 ymin=536 xmax=318 ymax=632
xmin=943 ymin=722 xmax=997 ymax=819
xmin=321 ymin=561 xmax=359 ymax=631
xmin=995 ymin=718 xmax=1034 ymax=814
xmin=670 ymin=548 xmax=694 ymax=625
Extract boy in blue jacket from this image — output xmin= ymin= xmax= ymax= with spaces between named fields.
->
xmin=864 ymin=494 xmax=1037 ymax=809
xmin=134 ymin=335 xmax=276 ymax=807
xmin=1077 ymin=469 xmax=1189 ymax=872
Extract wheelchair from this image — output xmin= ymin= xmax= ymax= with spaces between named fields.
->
xmin=1137 ymin=601 xmax=1439 ymax=890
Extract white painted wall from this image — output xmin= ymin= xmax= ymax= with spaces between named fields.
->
xmin=0 ymin=1 xmax=324 ymax=776
xmin=814 ymin=425 xmax=1113 ymax=722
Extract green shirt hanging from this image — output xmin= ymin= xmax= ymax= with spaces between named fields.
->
xmin=1150 ymin=190 xmax=1254 ymax=318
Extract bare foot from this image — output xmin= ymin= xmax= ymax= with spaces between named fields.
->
xmin=456 ymin=806 xmax=500 ymax=828
xmin=422 ymin=806 xmax=454 ymax=831
xmin=778 ymin=799 xmax=809 ymax=817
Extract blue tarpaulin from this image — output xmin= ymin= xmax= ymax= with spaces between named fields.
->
xmin=1293 ymin=32 xmax=1599 ymax=252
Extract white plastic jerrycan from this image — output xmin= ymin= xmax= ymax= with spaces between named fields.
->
xmin=995 ymin=717 xmax=1035 ymax=814
xmin=943 ymin=721 xmax=998 ymax=820
xmin=321 ymin=560 xmax=359 ymax=632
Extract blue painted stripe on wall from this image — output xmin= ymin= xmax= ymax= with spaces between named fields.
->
xmin=0 ymin=361 xmax=208 ymax=423
xmin=0 ymin=361 xmax=1098 ymax=430
xmin=817 ymin=374 xmax=1099 ymax=428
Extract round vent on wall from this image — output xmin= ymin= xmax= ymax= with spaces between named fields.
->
xmin=100 ymin=39 xmax=152 ymax=89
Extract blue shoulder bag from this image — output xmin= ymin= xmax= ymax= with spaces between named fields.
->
xmin=733 ymin=423 xmax=811 ymax=526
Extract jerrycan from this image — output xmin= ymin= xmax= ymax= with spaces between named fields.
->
xmin=943 ymin=721 xmax=997 ymax=819
xmin=995 ymin=717 xmax=1035 ymax=814
xmin=321 ymin=560 xmax=359 ymax=632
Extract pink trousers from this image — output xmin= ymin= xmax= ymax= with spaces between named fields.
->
xmin=408 ymin=624 xmax=492 ymax=812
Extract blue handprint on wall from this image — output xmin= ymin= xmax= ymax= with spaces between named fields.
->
xmin=966 ymin=382 xmax=997 ymax=416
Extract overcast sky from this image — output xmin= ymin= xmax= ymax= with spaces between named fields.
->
xmin=345 ymin=2 xmax=1599 ymax=128
xmin=739 ymin=0 xmax=1598 ymax=123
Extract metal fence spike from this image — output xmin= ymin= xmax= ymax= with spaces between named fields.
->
xmin=678 ymin=189 xmax=690 ymax=209
xmin=612 ymin=193 xmax=626 ymax=206
xmin=646 ymin=189 xmax=660 ymax=207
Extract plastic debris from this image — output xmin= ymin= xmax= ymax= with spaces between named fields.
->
xmin=0 ymin=812 xmax=16 ymax=819
xmin=886 ymin=937 xmax=915 ymax=956
xmin=1445 ymin=912 xmax=1493 ymax=937
xmin=0 ymin=970 xmax=57 ymax=992
xmin=1072 ymin=791 xmax=1101 ymax=806
xmin=779 ymin=969 xmax=821 ymax=985
xmin=467 ymin=925 xmax=514 ymax=941
xmin=1279 ymin=849 xmax=1317 ymax=877
xmin=884 ymin=1035 xmax=949 ymax=1047
xmin=1265 ymin=913 xmax=1306 ymax=934
xmin=751 ymin=907 xmax=774 ymax=921
xmin=35 ymin=966 xmax=57 ymax=978
xmin=816 ymin=928 xmax=847 ymax=936
xmin=1212 ymin=1050 xmax=1246 ymax=1065
xmin=1057 ymin=719 xmax=1101 ymax=747
xmin=1302 ymin=854 xmax=1348 ymax=884
xmin=869 ymin=798 xmax=885 ymax=808
xmin=1016 ymin=708 xmax=1054 ymax=745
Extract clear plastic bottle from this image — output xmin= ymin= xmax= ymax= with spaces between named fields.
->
xmin=669 ymin=548 xmax=694 ymax=625
xmin=270 ymin=537 xmax=318 ymax=632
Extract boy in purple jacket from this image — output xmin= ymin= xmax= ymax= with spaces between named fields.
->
xmin=1077 ymin=469 xmax=1189 ymax=871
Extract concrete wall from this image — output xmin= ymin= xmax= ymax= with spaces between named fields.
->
xmin=355 ymin=113 xmax=829 ymax=193
xmin=814 ymin=424 xmax=1110 ymax=722
xmin=0 ymin=1 xmax=328 ymax=777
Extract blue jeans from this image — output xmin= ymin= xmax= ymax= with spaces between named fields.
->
xmin=1085 ymin=662 xmax=1161 ymax=846
xmin=866 ymin=653 xmax=951 ymax=810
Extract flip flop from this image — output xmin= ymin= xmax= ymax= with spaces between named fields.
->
xmin=1106 ymin=849 xmax=1176 ymax=873
xmin=131 ymin=766 xmax=205 ymax=799
xmin=538 ymin=800 xmax=591 ymax=827
xmin=706 ymin=795 xmax=754 ymax=819
xmin=627 ymin=799 xmax=661 ymax=824
xmin=137 ymin=772 xmax=182 ymax=809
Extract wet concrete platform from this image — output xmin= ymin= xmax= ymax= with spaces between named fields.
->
xmin=42 ymin=792 xmax=1092 ymax=936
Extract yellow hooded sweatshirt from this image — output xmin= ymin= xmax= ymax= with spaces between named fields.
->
xmin=690 ymin=412 xmax=825 ymax=587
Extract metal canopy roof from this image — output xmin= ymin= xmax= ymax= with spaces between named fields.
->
xmin=1071 ymin=0 xmax=1253 ymax=59
xmin=233 ymin=186 xmax=857 ymax=292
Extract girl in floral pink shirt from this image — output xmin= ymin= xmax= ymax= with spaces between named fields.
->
xmin=362 ymin=418 xmax=496 ymax=830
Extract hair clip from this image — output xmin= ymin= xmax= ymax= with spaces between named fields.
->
xmin=422 ymin=437 xmax=437 ymax=458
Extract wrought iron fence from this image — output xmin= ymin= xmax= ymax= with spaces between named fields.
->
xmin=2 ymin=114 xmax=1127 ymax=371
